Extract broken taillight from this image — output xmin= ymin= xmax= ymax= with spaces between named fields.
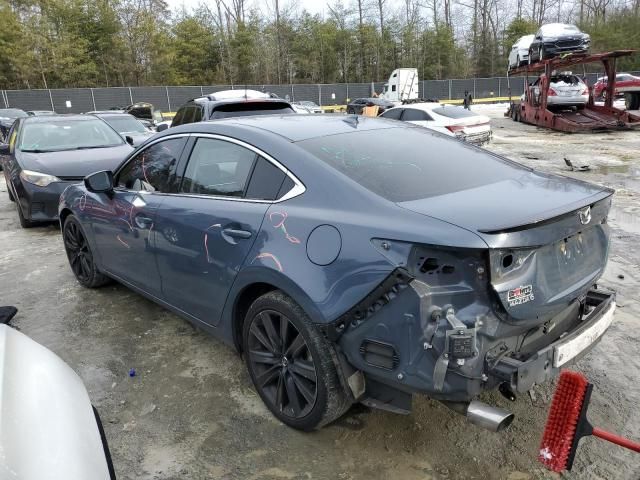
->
xmin=548 ymin=88 xmax=558 ymax=96
xmin=445 ymin=125 xmax=465 ymax=133
xmin=581 ymin=87 xmax=589 ymax=95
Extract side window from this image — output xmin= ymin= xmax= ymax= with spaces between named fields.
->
xmin=117 ymin=137 xmax=186 ymax=192
xmin=171 ymin=107 xmax=187 ymax=127
xmin=381 ymin=108 xmax=403 ymax=120
xmin=180 ymin=106 xmax=196 ymax=126
xmin=180 ymin=138 xmax=257 ymax=197
xmin=402 ymin=109 xmax=432 ymax=121
xmin=245 ymin=157 xmax=287 ymax=200
xmin=192 ymin=105 xmax=203 ymax=123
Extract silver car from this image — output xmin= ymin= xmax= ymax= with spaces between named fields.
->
xmin=508 ymin=35 xmax=534 ymax=70
xmin=530 ymin=73 xmax=589 ymax=108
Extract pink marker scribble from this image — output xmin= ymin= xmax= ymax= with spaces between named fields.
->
xmin=116 ymin=235 xmax=130 ymax=249
xmin=147 ymin=222 xmax=154 ymax=241
xmin=253 ymin=252 xmax=283 ymax=272
xmin=202 ymin=224 xmax=221 ymax=263
xmin=269 ymin=211 xmax=300 ymax=244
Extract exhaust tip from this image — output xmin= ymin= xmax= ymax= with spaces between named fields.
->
xmin=466 ymin=400 xmax=515 ymax=432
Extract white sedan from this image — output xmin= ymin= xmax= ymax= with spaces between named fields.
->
xmin=380 ymin=102 xmax=492 ymax=145
xmin=528 ymin=73 xmax=589 ymax=108
xmin=508 ymin=34 xmax=535 ymax=70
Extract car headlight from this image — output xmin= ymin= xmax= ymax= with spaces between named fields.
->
xmin=20 ymin=169 xmax=61 ymax=187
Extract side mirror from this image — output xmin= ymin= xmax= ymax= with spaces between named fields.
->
xmin=0 ymin=143 xmax=9 ymax=155
xmin=125 ymin=135 xmax=134 ymax=146
xmin=156 ymin=123 xmax=169 ymax=132
xmin=84 ymin=170 xmax=114 ymax=193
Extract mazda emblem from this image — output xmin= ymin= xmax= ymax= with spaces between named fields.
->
xmin=578 ymin=206 xmax=591 ymax=225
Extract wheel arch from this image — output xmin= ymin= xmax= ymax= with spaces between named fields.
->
xmin=59 ymin=207 xmax=73 ymax=226
xmin=224 ymin=267 xmax=326 ymax=353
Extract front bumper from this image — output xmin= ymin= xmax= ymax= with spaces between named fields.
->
xmin=543 ymin=41 xmax=589 ymax=57
xmin=15 ymin=179 xmax=78 ymax=222
xmin=490 ymin=289 xmax=615 ymax=392
xmin=548 ymin=94 xmax=589 ymax=106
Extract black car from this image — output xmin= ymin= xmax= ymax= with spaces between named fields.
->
xmin=0 ymin=108 xmax=28 ymax=143
xmin=91 ymin=112 xmax=155 ymax=146
xmin=528 ymin=23 xmax=590 ymax=64
xmin=166 ymin=91 xmax=295 ymax=130
xmin=1 ymin=115 xmax=132 ymax=227
xmin=346 ymin=97 xmax=395 ymax=115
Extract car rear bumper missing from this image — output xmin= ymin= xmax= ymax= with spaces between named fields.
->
xmin=489 ymin=288 xmax=615 ymax=393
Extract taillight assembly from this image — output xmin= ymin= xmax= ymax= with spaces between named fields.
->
xmin=445 ymin=124 xmax=465 ymax=133
xmin=548 ymin=88 xmax=558 ymax=96
xmin=581 ymin=87 xmax=589 ymax=95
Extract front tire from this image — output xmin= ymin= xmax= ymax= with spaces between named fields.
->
xmin=63 ymin=214 xmax=111 ymax=288
xmin=243 ymin=291 xmax=351 ymax=431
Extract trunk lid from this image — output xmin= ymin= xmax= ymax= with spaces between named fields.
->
xmin=398 ymin=172 xmax=613 ymax=321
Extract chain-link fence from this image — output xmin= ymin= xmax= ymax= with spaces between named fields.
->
xmin=3 ymin=72 xmax=639 ymax=113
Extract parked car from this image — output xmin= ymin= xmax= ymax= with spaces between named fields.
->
xmin=292 ymin=101 xmax=323 ymax=114
xmin=527 ymin=73 xmax=589 ymax=108
xmin=508 ymin=34 xmax=535 ymax=70
xmin=346 ymin=97 xmax=395 ymax=115
xmin=593 ymin=73 xmax=640 ymax=99
xmin=26 ymin=110 xmax=56 ymax=116
xmin=0 ymin=108 xmax=28 ymax=142
xmin=59 ymin=115 xmax=615 ymax=432
xmin=91 ymin=112 xmax=155 ymax=146
xmin=122 ymin=102 xmax=165 ymax=130
xmin=0 ymin=321 xmax=116 ymax=479
xmin=528 ymin=23 xmax=590 ymax=63
xmin=381 ymin=103 xmax=492 ymax=144
xmin=1 ymin=114 xmax=132 ymax=227
xmin=166 ymin=90 xmax=295 ymax=130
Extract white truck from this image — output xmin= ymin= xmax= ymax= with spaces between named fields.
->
xmin=380 ymin=68 xmax=419 ymax=103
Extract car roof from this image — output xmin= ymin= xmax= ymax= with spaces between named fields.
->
xmin=23 ymin=114 xmax=96 ymax=123
xmin=387 ymin=102 xmax=442 ymax=111
xmin=92 ymin=112 xmax=137 ymax=118
xmin=167 ymin=114 xmax=411 ymax=142
xmin=191 ymin=96 xmax=291 ymax=107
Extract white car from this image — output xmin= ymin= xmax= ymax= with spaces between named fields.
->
xmin=508 ymin=35 xmax=535 ymax=70
xmin=0 ymin=323 xmax=114 ymax=479
xmin=528 ymin=73 xmax=589 ymax=108
xmin=295 ymin=101 xmax=323 ymax=114
xmin=380 ymin=102 xmax=492 ymax=145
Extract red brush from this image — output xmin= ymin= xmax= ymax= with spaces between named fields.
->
xmin=539 ymin=370 xmax=640 ymax=472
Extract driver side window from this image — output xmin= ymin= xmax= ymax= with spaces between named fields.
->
xmin=117 ymin=137 xmax=186 ymax=192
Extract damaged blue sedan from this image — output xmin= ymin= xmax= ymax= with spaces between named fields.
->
xmin=59 ymin=115 xmax=616 ymax=431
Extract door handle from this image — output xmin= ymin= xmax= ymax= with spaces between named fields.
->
xmin=134 ymin=215 xmax=154 ymax=229
xmin=222 ymin=228 xmax=252 ymax=239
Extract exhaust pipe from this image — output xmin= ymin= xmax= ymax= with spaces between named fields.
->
xmin=441 ymin=400 xmax=515 ymax=432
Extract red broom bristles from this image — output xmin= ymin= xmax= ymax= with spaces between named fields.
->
xmin=539 ymin=370 xmax=589 ymax=472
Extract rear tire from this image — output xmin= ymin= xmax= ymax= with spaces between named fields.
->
xmin=625 ymin=92 xmax=640 ymax=110
xmin=63 ymin=214 xmax=111 ymax=288
xmin=243 ymin=291 xmax=352 ymax=431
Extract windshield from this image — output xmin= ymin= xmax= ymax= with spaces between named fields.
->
xmin=102 ymin=115 xmax=147 ymax=134
xmin=541 ymin=24 xmax=579 ymax=35
xmin=431 ymin=106 xmax=478 ymax=119
xmin=210 ymin=102 xmax=294 ymax=119
xmin=19 ymin=119 xmax=124 ymax=152
xmin=0 ymin=109 xmax=27 ymax=119
xmin=297 ymin=128 xmax=524 ymax=202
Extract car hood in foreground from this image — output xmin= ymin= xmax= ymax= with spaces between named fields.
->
xmin=0 ymin=324 xmax=111 ymax=480
xmin=18 ymin=143 xmax=132 ymax=177
xmin=398 ymin=170 xmax=612 ymax=248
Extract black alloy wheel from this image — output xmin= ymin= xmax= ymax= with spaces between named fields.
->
xmin=247 ymin=309 xmax=318 ymax=419
xmin=243 ymin=291 xmax=352 ymax=430
xmin=63 ymin=215 xmax=110 ymax=288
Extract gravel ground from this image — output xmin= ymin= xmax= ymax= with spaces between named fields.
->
xmin=1 ymin=109 xmax=639 ymax=480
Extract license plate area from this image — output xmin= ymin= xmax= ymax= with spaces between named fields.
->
xmin=553 ymin=298 xmax=616 ymax=367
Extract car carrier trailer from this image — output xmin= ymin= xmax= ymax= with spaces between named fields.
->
xmin=506 ymin=50 xmax=640 ymax=132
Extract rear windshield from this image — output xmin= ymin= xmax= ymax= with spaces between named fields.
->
xmin=210 ymin=102 xmax=294 ymax=119
xmin=102 ymin=115 xmax=147 ymax=134
xmin=297 ymin=128 xmax=524 ymax=202
xmin=431 ymin=106 xmax=478 ymax=119
xmin=550 ymin=75 xmax=581 ymax=85
xmin=19 ymin=119 xmax=124 ymax=152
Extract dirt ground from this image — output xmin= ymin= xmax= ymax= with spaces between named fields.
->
xmin=1 ymin=109 xmax=640 ymax=480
